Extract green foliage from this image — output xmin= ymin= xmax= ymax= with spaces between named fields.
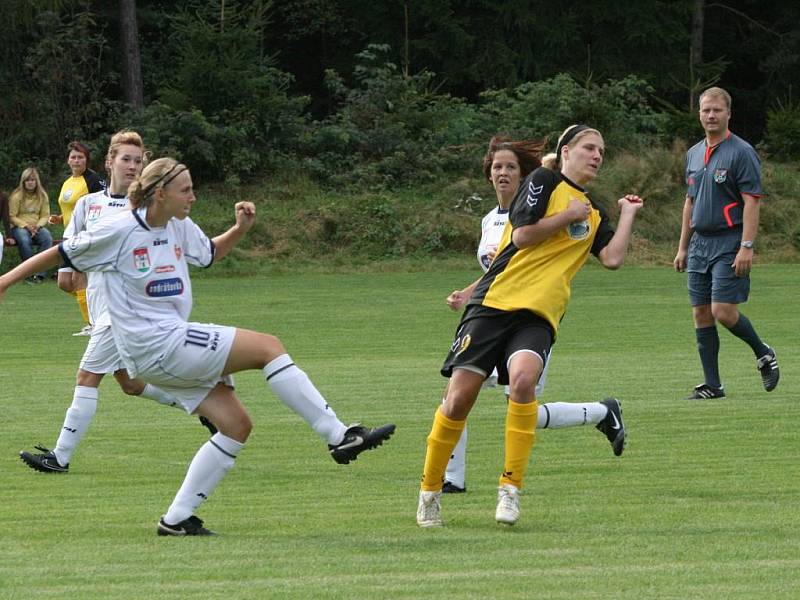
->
xmin=478 ymin=74 xmax=670 ymax=154
xmin=302 ymin=44 xmax=481 ymax=188
xmin=762 ymin=97 xmax=800 ymax=161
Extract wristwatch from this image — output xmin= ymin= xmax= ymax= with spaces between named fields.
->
xmin=740 ymin=240 xmax=754 ymax=249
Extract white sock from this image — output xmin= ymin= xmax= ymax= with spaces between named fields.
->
xmin=141 ymin=383 xmax=179 ymax=408
xmin=538 ymin=402 xmax=607 ymax=429
xmin=263 ymin=354 xmax=347 ymax=445
xmin=53 ymin=386 xmax=98 ymax=466
xmin=445 ymin=426 xmax=467 ymax=488
xmin=163 ymin=433 xmax=243 ymax=525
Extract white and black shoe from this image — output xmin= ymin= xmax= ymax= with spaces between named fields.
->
xmin=328 ymin=423 xmax=395 ymax=464
xmin=596 ymin=398 xmax=626 ymax=457
xmin=442 ymin=481 xmax=466 ymax=494
xmin=756 ymin=347 xmax=779 ymax=392
xmin=417 ymin=490 xmax=443 ymax=527
xmin=157 ymin=515 xmax=216 ymax=536
xmin=20 ymin=445 xmax=69 ymax=473
xmin=686 ymin=383 xmax=726 ymax=400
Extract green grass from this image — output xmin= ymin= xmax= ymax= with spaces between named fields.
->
xmin=1 ymin=264 xmax=798 ymax=599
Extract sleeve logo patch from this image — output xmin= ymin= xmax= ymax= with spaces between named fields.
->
xmin=526 ymin=181 xmax=543 ymax=206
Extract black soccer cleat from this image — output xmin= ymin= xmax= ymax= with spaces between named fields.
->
xmin=198 ymin=415 xmax=218 ymax=435
xmin=686 ymin=383 xmax=726 ymax=400
xmin=329 ymin=423 xmax=396 ymax=464
xmin=756 ymin=347 xmax=780 ymax=392
xmin=157 ymin=515 xmax=216 ymax=536
xmin=20 ymin=445 xmax=69 ymax=473
xmin=442 ymin=481 xmax=466 ymax=494
xmin=596 ymin=398 xmax=626 ymax=457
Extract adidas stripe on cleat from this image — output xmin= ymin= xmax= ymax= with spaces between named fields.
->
xmin=20 ymin=445 xmax=69 ymax=473
xmin=756 ymin=347 xmax=780 ymax=392
xmin=329 ymin=423 xmax=395 ymax=464
xmin=686 ymin=383 xmax=726 ymax=400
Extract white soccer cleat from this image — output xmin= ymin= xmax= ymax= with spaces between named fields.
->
xmin=495 ymin=484 xmax=520 ymax=525
xmin=417 ymin=490 xmax=443 ymax=528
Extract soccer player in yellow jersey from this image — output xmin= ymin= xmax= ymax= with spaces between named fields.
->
xmin=51 ymin=141 xmax=105 ymax=336
xmin=417 ymin=125 xmax=644 ymax=527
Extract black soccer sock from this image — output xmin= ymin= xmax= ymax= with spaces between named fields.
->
xmin=725 ymin=313 xmax=770 ymax=357
xmin=696 ymin=325 xmax=722 ymax=389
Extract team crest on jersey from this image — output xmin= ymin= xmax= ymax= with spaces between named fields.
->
xmin=63 ymin=190 xmax=73 ymax=202
xmin=567 ymin=219 xmax=590 ymax=240
xmin=526 ymin=181 xmax=544 ymax=207
xmin=174 ymin=244 xmax=182 ymax=260
xmin=133 ymin=247 xmax=151 ymax=272
xmin=88 ymin=204 xmax=102 ymax=222
xmin=713 ymin=168 xmax=728 ymax=183
xmin=146 ymin=277 xmax=184 ymax=297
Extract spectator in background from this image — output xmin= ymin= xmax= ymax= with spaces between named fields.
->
xmin=9 ymin=167 xmax=52 ymax=283
xmin=51 ymin=141 xmax=105 ymax=335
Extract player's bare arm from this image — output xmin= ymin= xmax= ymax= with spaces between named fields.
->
xmin=0 ymin=245 xmax=62 ymax=300
xmin=733 ymin=193 xmax=759 ymax=277
xmin=512 ymin=198 xmax=590 ymax=249
xmin=673 ymin=196 xmax=694 ymax=272
xmin=598 ymin=195 xmax=644 ymax=269
xmin=211 ymin=201 xmax=256 ymax=261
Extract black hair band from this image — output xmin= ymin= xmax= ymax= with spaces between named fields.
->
xmin=142 ymin=163 xmax=187 ymax=197
xmin=555 ymin=124 xmax=590 ymax=161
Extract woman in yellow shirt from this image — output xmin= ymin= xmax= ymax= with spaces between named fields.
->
xmin=51 ymin=141 xmax=105 ymax=335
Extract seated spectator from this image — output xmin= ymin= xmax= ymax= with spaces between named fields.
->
xmin=9 ymin=167 xmax=52 ymax=283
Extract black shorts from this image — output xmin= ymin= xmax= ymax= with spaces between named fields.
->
xmin=441 ymin=305 xmax=554 ymax=385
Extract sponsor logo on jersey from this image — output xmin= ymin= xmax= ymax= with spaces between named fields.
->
xmin=713 ymin=168 xmax=727 ymax=183
xmin=145 ymin=277 xmax=184 ymax=297
xmin=133 ymin=247 xmax=151 ymax=272
xmin=155 ymin=265 xmax=175 ymax=274
xmin=526 ymin=181 xmax=544 ymax=207
xmin=174 ymin=244 xmax=182 ymax=260
xmin=108 ymin=200 xmax=127 ymax=208
xmin=153 ymin=237 xmax=169 ymax=246
xmin=63 ymin=190 xmax=73 ymax=202
xmin=567 ymin=219 xmax=590 ymax=240
xmin=88 ymin=204 xmax=102 ymax=222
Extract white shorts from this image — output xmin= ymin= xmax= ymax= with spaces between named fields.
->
xmin=136 ymin=322 xmax=237 ymax=414
xmin=79 ymin=326 xmax=123 ymax=374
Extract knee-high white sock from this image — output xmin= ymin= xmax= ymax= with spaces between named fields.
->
xmin=53 ymin=386 xmax=98 ymax=466
xmin=538 ymin=402 xmax=607 ymax=429
xmin=141 ymin=383 xmax=179 ymax=408
xmin=263 ymin=354 xmax=347 ymax=445
xmin=163 ymin=433 xmax=243 ymax=525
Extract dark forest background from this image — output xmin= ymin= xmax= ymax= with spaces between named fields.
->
xmin=1 ymin=0 xmax=800 ymax=189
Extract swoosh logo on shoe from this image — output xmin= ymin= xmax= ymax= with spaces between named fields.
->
xmin=335 ymin=435 xmax=364 ymax=451
xmin=609 ymin=412 xmax=621 ymax=430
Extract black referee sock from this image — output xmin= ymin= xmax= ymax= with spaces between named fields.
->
xmin=726 ymin=313 xmax=769 ymax=357
xmin=696 ymin=326 xmax=722 ymax=389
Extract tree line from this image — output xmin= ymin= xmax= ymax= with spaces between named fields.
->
xmin=1 ymin=0 xmax=799 ymax=190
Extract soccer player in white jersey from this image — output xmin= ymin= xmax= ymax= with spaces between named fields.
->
xmin=1 ymin=157 xmax=394 ymax=536
xmin=19 ymin=131 xmax=200 ymax=474
xmin=439 ymin=136 xmax=626 ymax=494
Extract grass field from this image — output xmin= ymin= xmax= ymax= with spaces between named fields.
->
xmin=1 ymin=264 xmax=798 ymax=599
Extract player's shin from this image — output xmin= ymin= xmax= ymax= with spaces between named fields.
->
xmin=421 ymin=407 xmax=466 ymax=491
xmin=499 ymin=399 xmax=537 ymax=489
xmin=263 ymin=354 xmax=347 ymax=445
xmin=162 ymin=433 xmax=243 ymax=525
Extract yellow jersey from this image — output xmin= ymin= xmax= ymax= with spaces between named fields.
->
xmin=58 ymin=169 xmax=104 ymax=226
xmin=470 ymin=167 xmax=614 ymax=335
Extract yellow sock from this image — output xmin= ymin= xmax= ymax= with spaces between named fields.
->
xmin=421 ymin=407 xmax=466 ymax=492
xmin=499 ymin=399 xmax=538 ymax=490
xmin=75 ymin=289 xmax=90 ymax=324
